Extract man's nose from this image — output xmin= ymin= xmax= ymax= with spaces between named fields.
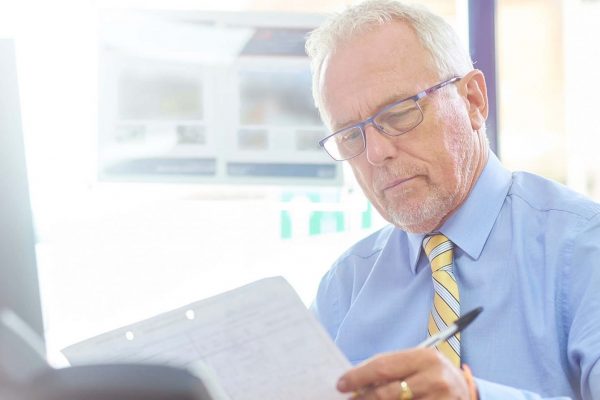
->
xmin=364 ymin=124 xmax=398 ymax=166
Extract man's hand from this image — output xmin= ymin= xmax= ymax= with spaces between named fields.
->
xmin=336 ymin=348 xmax=470 ymax=399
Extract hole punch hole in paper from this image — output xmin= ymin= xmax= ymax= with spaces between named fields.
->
xmin=125 ymin=331 xmax=135 ymax=341
xmin=185 ymin=310 xmax=195 ymax=320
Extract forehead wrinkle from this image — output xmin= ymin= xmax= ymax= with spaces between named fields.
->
xmin=322 ymin=24 xmax=438 ymax=132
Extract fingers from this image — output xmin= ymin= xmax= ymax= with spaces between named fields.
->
xmin=351 ymin=380 xmax=409 ymax=400
xmin=350 ymin=374 xmax=428 ymax=400
xmin=337 ymin=348 xmax=437 ymax=393
xmin=338 ymin=348 xmax=470 ymax=399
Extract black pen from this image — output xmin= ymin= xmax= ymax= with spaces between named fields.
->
xmin=348 ymin=308 xmax=483 ymax=399
xmin=416 ymin=307 xmax=483 ymax=348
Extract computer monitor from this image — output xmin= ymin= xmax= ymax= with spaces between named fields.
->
xmin=0 ymin=38 xmax=45 ymax=342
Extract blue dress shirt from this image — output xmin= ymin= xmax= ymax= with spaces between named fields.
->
xmin=312 ymin=152 xmax=600 ymax=399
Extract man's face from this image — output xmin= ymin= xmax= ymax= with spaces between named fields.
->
xmin=320 ymin=21 xmax=488 ymax=233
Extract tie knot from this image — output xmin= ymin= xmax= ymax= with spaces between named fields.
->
xmin=423 ymin=233 xmax=454 ymax=272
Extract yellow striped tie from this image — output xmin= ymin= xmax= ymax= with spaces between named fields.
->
xmin=423 ymin=233 xmax=460 ymax=367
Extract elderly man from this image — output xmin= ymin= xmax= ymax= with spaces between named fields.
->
xmin=306 ymin=1 xmax=600 ymax=399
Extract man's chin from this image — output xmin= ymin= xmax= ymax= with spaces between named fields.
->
xmin=385 ymin=207 xmax=443 ymax=234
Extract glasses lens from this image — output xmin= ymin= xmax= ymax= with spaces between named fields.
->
xmin=375 ymin=99 xmax=423 ymax=135
xmin=324 ymin=126 xmax=365 ymax=161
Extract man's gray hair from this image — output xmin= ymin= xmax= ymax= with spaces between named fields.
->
xmin=305 ymin=0 xmax=474 ymax=112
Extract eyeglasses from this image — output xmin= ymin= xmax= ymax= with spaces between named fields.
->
xmin=318 ymin=76 xmax=461 ymax=161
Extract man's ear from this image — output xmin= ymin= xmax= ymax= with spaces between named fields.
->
xmin=460 ymin=69 xmax=488 ymax=131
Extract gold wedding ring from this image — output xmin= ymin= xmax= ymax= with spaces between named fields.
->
xmin=399 ymin=380 xmax=413 ymax=400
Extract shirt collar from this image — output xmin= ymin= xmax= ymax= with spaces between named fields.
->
xmin=404 ymin=151 xmax=512 ymax=272
xmin=440 ymin=151 xmax=512 ymax=259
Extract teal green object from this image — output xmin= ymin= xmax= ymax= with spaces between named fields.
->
xmin=280 ymin=210 xmax=292 ymax=239
xmin=362 ymin=202 xmax=373 ymax=229
xmin=309 ymin=211 xmax=345 ymax=235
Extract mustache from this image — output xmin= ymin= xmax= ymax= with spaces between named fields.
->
xmin=372 ymin=164 xmax=426 ymax=191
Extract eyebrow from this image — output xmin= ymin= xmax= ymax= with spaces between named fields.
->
xmin=332 ymin=90 xmax=414 ymax=132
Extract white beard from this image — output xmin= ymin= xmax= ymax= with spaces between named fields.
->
xmin=385 ymin=180 xmax=460 ymax=233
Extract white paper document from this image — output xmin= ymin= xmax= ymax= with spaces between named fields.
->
xmin=62 ymin=277 xmax=351 ymax=400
